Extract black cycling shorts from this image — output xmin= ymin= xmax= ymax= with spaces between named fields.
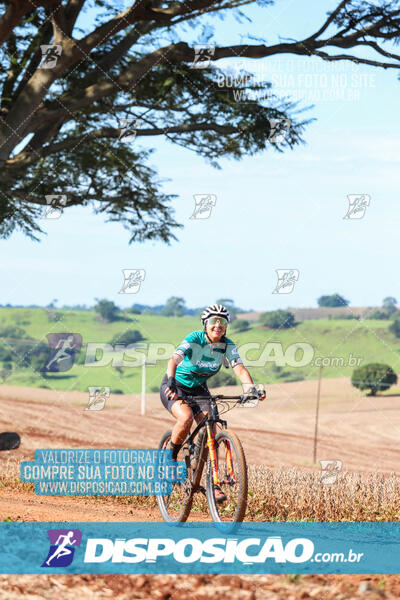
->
xmin=160 ymin=373 xmax=211 ymax=417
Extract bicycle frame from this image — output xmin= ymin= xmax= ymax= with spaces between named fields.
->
xmin=182 ymin=395 xmax=241 ymax=490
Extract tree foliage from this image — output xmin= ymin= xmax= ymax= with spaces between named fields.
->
xmin=383 ymin=296 xmax=398 ymax=315
xmin=94 ymin=298 xmax=119 ymax=322
xmin=162 ymin=296 xmax=186 ymax=316
xmin=317 ymin=294 xmax=350 ymax=307
xmin=231 ymin=318 xmax=250 ymax=332
xmin=351 ymin=363 xmax=397 ymax=396
xmin=0 ymin=325 xmax=31 ymax=339
xmin=260 ymin=309 xmax=296 ymax=329
xmin=110 ymin=329 xmax=144 ymax=345
xmin=366 ymin=309 xmax=390 ymax=320
xmin=1 ymin=1 xmax=400 ymax=241
xmin=216 ymin=298 xmax=241 ymax=321
xmin=389 ymin=316 xmax=400 ymax=338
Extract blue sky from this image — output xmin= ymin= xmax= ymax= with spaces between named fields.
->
xmin=1 ymin=0 xmax=399 ymax=311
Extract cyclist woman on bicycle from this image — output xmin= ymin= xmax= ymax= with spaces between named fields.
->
xmin=160 ymin=303 xmax=265 ymax=501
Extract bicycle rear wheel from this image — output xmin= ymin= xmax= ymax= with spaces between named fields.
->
xmin=206 ymin=430 xmax=248 ymax=525
xmin=156 ymin=430 xmax=194 ymax=523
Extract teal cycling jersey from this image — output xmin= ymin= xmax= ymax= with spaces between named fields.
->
xmin=173 ymin=330 xmax=243 ymax=388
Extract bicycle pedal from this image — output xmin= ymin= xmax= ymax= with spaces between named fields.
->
xmin=196 ymin=485 xmax=206 ymax=496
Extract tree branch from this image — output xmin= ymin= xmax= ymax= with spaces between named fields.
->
xmin=28 ymin=116 xmax=65 ymax=152
xmin=27 ymin=43 xmax=186 ymax=134
xmin=1 ymin=33 xmax=18 ymax=114
xmin=321 ymin=11 xmax=400 ymax=48
xmin=74 ymin=0 xmax=233 ymax=58
xmin=51 ymin=0 xmax=68 ymax=45
xmin=6 ymin=120 xmax=238 ymax=169
xmin=165 ymin=0 xmax=255 ymax=28
xmin=64 ymin=0 xmax=86 ymax=37
xmin=308 ymin=48 xmax=400 ymax=69
xmin=0 ymin=0 xmax=33 ymax=45
xmin=303 ymin=0 xmax=351 ymax=42
xmin=10 ymin=20 xmax=53 ymax=105
xmin=76 ymin=3 xmax=153 ymax=57
xmin=12 ymin=189 xmax=97 ymax=206
xmin=0 ymin=0 xmax=62 ymax=44
xmin=96 ymin=24 xmax=152 ymax=71
xmin=354 ymin=39 xmax=400 ymax=62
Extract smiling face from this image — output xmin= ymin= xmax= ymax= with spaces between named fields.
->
xmin=205 ymin=317 xmax=228 ymax=342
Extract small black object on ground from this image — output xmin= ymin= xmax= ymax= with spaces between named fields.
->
xmin=0 ymin=432 xmax=21 ymax=450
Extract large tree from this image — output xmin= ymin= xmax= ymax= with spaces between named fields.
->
xmin=162 ymin=296 xmax=186 ymax=316
xmin=317 ymin=293 xmax=350 ymax=307
xmin=1 ymin=0 xmax=400 ymax=242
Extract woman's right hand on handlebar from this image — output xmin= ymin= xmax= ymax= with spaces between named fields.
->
xmin=165 ymin=376 xmax=178 ymax=401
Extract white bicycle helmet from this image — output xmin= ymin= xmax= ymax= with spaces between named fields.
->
xmin=201 ymin=303 xmax=231 ymax=326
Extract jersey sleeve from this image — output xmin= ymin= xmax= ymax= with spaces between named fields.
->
xmin=225 ymin=338 xmax=243 ymax=368
xmin=174 ymin=331 xmax=199 ymax=360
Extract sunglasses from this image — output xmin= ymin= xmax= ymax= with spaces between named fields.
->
xmin=207 ymin=316 xmax=228 ymax=328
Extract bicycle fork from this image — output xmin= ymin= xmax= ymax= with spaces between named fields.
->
xmin=206 ymin=425 xmax=236 ymax=486
xmin=206 ymin=423 xmax=220 ymax=486
xmin=224 ymin=440 xmax=236 ymax=483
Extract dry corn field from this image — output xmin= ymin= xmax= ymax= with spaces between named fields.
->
xmin=246 ymin=467 xmax=400 ymax=521
xmin=2 ymin=462 xmax=400 ymax=522
xmin=190 ymin=467 xmax=400 ymax=522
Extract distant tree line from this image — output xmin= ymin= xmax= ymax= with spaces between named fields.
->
xmin=93 ymin=297 xmax=250 ymax=323
xmin=2 ymin=295 xmax=398 ymax=329
xmin=0 ymin=303 xmax=90 ymax=310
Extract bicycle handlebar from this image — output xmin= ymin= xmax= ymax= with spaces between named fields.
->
xmin=182 ymin=394 xmax=259 ymax=404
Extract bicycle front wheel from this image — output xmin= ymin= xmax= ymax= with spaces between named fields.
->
xmin=206 ymin=430 xmax=248 ymax=525
xmin=156 ymin=430 xmax=194 ymax=523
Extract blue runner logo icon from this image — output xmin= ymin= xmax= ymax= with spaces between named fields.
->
xmin=41 ymin=529 xmax=82 ymax=568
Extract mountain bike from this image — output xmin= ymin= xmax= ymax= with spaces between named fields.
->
xmin=156 ymin=392 xmax=259 ymax=526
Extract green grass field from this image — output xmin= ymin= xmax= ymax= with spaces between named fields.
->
xmin=0 ymin=307 xmax=399 ymax=393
